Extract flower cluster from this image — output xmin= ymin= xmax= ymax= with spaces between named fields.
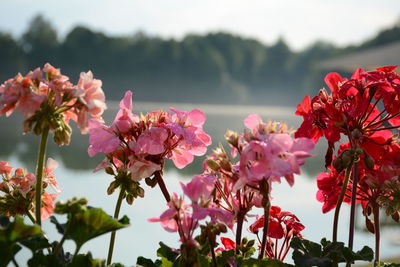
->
xmin=297 ymin=67 xmax=400 ymax=214
xmin=149 ymin=174 xmax=233 ymax=265
xmin=150 ymin=114 xmax=313 ymax=263
xmin=296 ymin=66 xmax=400 ymax=262
xmin=0 ymin=159 xmax=60 ymax=221
xmin=88 ymin=91 xmax=211 ymax=203
xmin=0 ymin=63 xmax=106 ymax=144
xmin=203 ymin=114 xmax=314 ymax=225
xmin=249 ymin=206 xmax=305 ymax=261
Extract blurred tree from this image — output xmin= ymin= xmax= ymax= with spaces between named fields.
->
xmin=0 ymin=33 xmax=26 ymax=81
xmin=20 ymin=15 xmax=59 ymax=67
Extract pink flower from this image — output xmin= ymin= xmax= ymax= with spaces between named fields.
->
xmin=180 ymin=174 xmax=216 ymax=202
xmin=128 ymin=159 xmax=161 ymax=182
xmin=41 ymin=192 xmax=57 ymax=221
xmin=131 ymin=127 xmax=169 ymax=155
xmin=244 ymin=114 xmax=262 ymax=130
xmin=75 ymin=71 xmax=107 ymax=133
xmin=87 ymin=119 xmax=121 ymax=157
xmin=112 ymin=91 xmax=138 ymax=133
xmin=0 ymin=161 xmax=14 ymax=176
xmin=44 ymin=158 xmax=61 ymax=193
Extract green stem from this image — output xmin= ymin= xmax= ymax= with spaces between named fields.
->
xmin=73 ymin=245 xmax=81 ymax=259
xmin=106 ymin=188 xmax=125 ymax=265
xmin=258 ymin=180 xmax=270 ymax=259
xmin=209 ymin=238 xmax=217 ymax=267
xmin=12 ymin=258 xmax=20 ymax=267
xmin=26 ymin=210 xmax=36 ymax=224
xmin=53 ymin=232 xmax=68 ymax=256
xmin=332 ymin=166 xmax=352 ymax=242
xmin=35 ymin=127 xmax=50 ymax=226
xmin=373 ymin=204 xmax=380 ymax=266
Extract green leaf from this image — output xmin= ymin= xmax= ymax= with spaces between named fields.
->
xmin=377 ymin=263 xmax=400 ymax=267
xmin=67 ymin=208 xmax=129 ymax=249
xmin=20 ymin=236 xmax=51 ymax=252
xmin=0 ymin=216 xmax=42 ymax=267
xmin=291 ymin=237 xmax=373 ymax=267
xmin=216 ymin=249 xmax=235 ymax=266
xmin=28 ymin=251 xmax=63 ymax=267
xmin=50 ymin=215 xmax=68 ymax=236
xmin=240 ymin=258 xmax=294 ymax=267
xmin=156 ymin=242 xmax=179 ymax=263
xmin=136 ymin=256 xmax=160 ymax=267
xmin=67 ymin=253 xmax=106 ymax=267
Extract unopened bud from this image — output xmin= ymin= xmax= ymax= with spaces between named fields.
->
xmin=219 ymin=159 xmax=231 ymax=172
xmin=126 ymin=194 xmax=134 ymax=205
xmin=206 ymin=159 xmax=219 ymax=171
xmin=363 ymin=153 xmax=375 ymax=170
xmin=332 ymin=157 xmax=343 ymax=172
xmin=341 ymin=149 xmax=353 ymax=168
xmin=107 ymin=181 xmax=119 ymax=195
xmin=319 ymin=88 xmax=329 ymax=102
xmin=105 ymin=167 xmax=115 ymax=176
xmin=225 ymin=130 xmax=239 ymax=148
xmin=351 ymin=129 xmax=363 ymax=141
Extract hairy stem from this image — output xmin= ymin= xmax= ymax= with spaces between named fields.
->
xmin=348 ymin=162 xmax=359 ymax=250
xmin=155 ymin=171 xmax=171 ymax=202
xmin=259 ymin=180 xmax=270 ymax=259
xmin=35 ymin=127 xmax=50 ymax=226
xmin=235 ymin=211 xmax=245 ymax=254
xmin=332 ymin=166 xmax=352 ymax=242
xmin=209 ymin=238 xmax=217 ymax=267
xmin=107 ymin=188 xmax=125 ymax=265
xmin=26 ymin=210 xmax=36 ymax=224
xmin=373 ymin=204 xmax=380 ymax=266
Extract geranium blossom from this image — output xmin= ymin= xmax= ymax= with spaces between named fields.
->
xmin=0 ymin=160 xmax=60 ymax=221
xmin=0 ymin=63 xmax=107 ymax=144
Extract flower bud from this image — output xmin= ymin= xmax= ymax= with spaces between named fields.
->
xmin=105 ymin=167 xmax=115 ymax=176
xmin=319 ymin=88 xmax=329 ymax=102
xmin=363 ymin=152 xmax=375 ymax=170
xmin=225 ymin=130 xmax=239 ymax=148
xmin=107 ymin=181 xmax=119 ymax=195
xmin=332 ymin=157 xmax=343 ymax=172
xmin=219 ymin=159 xmax=231 ymax=172
xmin=126 ymin=194 xmax=134 ymax=205
xmin=341 ymin=149 xmax=353 ymax=168
xmin=206 ymin=159 xmax=219 ymax=171
xmin=351 ymin=129 xmax=363 ymax=141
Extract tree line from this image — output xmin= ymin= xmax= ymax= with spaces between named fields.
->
xmin=1 ymin=15 xmax=399 ymax=105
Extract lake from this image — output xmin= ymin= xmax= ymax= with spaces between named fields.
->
xmin=1 ymin=101 xmax=399 ymax=265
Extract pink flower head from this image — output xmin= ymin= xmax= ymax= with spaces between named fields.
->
xmin=87 ymin=119 xmax=121 ymax=157
xmin=0 ymin=161 xmax=14 ymax=176
xmin=112 ymin=90 xmax=139 ymax=133
xmin=180 ymin=174 xmax=216 ymax=202
xmin=40 ymin=192 xmax=57 ymax=221
xmin=43 ymin=158 xmax=61 ymax=193
xmin=74 ymin=71 xmax=107 ymax=133
xmin=167 ymin=107 xmax=212 ymax=168
xmin=131 ymin=127 xmax=169 ymax=155
xmin=239 ymin=133 xmax=314 ymax=187
xmin=128 ymin=159 xmax=161 ymax=182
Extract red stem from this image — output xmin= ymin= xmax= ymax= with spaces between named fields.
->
xmin=235 ymin=211 xmax=245 ymax=254
xmin=155 ymin=171 xmax=171 ymax=202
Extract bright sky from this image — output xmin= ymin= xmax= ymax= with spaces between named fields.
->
xmin=1 ymin=0 xmax=400 ymax=50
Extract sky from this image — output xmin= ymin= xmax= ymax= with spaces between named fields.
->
xmin=1 ymin=0 xmax=400 ymax=51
